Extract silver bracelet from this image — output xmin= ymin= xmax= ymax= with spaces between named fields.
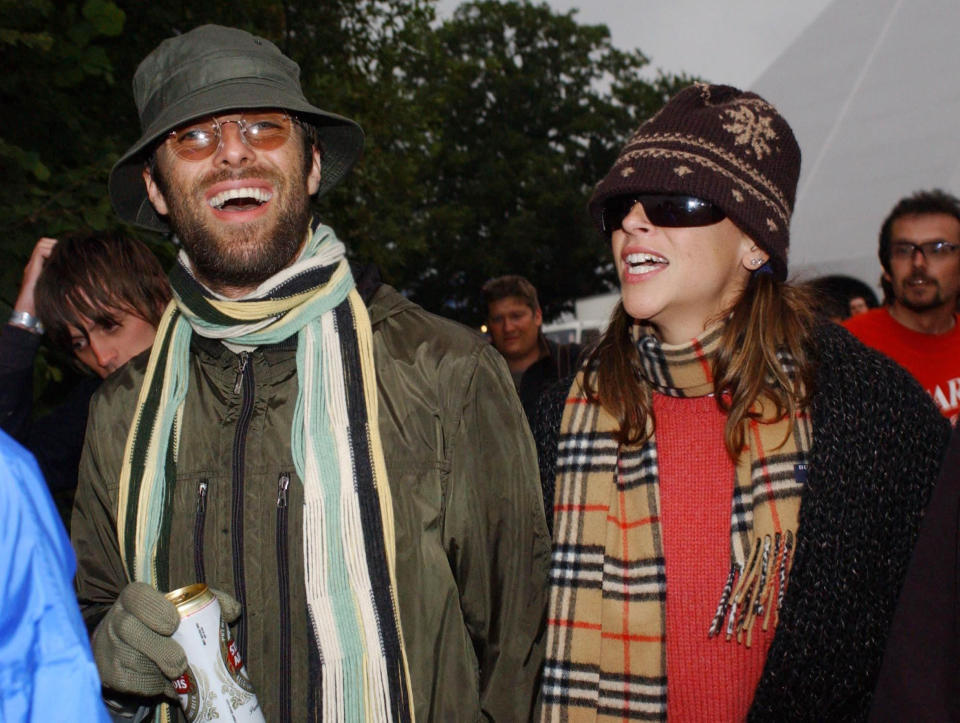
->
xmin=8 ymin=310 xmax=44 ymax=335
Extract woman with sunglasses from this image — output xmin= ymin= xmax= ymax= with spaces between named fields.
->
xmin=536 ymin=83 xmax=950 ymax=720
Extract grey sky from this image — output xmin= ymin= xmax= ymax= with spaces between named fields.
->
xmin=435 ymin=0 xmax=834 ymax=89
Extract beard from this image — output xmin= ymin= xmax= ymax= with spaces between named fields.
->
xmin=896 ymin=273 xmax=946 ymax=312
xmin=155 ymin=163 xmax=312 ymax=292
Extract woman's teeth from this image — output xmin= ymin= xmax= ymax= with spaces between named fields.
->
xmin=626 ymin=252 xmax=668 ymax=273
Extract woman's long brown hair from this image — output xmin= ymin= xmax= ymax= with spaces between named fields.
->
xmin=584 ymin=272 xmax=818 ymax=460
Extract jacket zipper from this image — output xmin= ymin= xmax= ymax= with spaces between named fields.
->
xmin=193 ymin=479 xmax=208 ymax=583
xmin=232 ymin=351 xmax=253 ymax=660
xmin=276 ymin=472 xmax=292 ymax=723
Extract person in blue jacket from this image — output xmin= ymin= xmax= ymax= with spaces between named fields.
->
xmin=0 ymin=428 xmax=109 ymax=722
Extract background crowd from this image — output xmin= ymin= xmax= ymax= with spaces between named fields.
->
xmin=3 ymin=4 xmax=960 ymax=723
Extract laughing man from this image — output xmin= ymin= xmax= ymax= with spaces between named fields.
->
xmin=72 ymin=25 xmax=549 ymax=722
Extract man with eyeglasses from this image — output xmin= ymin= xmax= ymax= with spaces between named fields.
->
xmin=71 ymin=25 xmax=549 ymax=722
xmin=844 ymin=189 xmax=960 ymax=421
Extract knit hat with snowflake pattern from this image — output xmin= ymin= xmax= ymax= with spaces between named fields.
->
xmin=588 ymin=83 xmax=801 ymax=280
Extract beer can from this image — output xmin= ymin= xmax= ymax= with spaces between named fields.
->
xmin=165 ymin=583 xmax=265 ymax=723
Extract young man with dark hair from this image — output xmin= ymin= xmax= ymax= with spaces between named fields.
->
xmin=482 ymin=274 xmax=581 ymax=423
xmin=35 ymin=233 xmax=170 ymax=377
xmin=844 ymin=189 xmax=960 ymax=421
xmin=72 ymin=25 xmax=548 ymax=722
xmin=0 ymin=233 xmax=170 ymax=493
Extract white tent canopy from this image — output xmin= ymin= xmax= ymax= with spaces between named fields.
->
xmin=548 ymin=0 xmax=960 ymax=335
xmin=751 ymin=0 xmax=960 ymax=291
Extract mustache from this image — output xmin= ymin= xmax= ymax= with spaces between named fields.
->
xmin=197 ymin=166 xmax=283 ymax=187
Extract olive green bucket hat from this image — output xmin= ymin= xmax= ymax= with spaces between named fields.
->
xmin=109 ymin=24 xmax=364 ymax=232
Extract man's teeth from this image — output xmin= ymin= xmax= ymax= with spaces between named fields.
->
xmin=626 ymin=252 xmax=668 ymax=273
xmin=208 ymin=187 xmax=273 ymax=209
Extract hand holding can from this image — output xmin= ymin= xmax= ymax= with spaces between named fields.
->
xmin=165 ymin=583 xmax=265 ymax=723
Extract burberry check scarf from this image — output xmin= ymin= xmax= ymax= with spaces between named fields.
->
xmin=116 ymin=223 xmax=413 ymax=722
xmin=541 ymin=322 xmax=812 ymax=721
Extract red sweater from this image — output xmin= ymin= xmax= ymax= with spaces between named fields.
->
xmin=653 ymin=393 xmax=773 ymax=721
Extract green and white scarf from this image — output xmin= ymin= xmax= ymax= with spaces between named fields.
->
xmin=117 ymin=222 xmax=413 ymax=721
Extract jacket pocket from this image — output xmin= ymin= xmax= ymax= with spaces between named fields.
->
xmin=193 ymin=478 xmax=209 ymax=583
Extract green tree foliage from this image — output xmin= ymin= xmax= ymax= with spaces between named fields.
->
xmin=1 ymin=0 xmax=438 ymax=401
xmin=2 ymin=0 xmax=694 ymax=332
xmin=1 ymin=0 xmax=127 ymax=297
xmin=391 ymin=1 xmax=692 ymax=322
xmin=1 ymin=0 xmax=133 ymax=409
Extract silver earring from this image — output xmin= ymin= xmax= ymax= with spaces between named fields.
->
xmin=751 ymin=257 xmax=763 ymax=267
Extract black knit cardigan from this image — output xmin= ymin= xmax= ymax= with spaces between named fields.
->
xmin=532 ymin=322 xmax=951 ymax=722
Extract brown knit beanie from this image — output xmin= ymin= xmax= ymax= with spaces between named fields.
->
xmin=588 ymin=83 xmax=801 ymax=280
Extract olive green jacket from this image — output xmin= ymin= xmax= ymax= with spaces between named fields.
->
xmin=72 ymin=284 xmax=550 ymax=722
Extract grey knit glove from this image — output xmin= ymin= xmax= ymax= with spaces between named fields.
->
xmin=92 ymin=582 xmax=242 ymax=700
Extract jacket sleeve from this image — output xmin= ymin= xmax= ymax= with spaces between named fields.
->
xmin=531 ymin=375 xmax=575 ymax=539
xmin=443 ymin=344 xmax=550 ymax=721
xmin=0 ymin=324 xmax=41 ymax=441
xmin=71 ymin=389 xmax=128 ymax=633
xmin=869 ymin=426 xmax=960 ymax=722
xmin=0 ymin=324 xmax=99 ymax=493
xmin=748 ymin=323 xmax=953 ymax=718
xmin=0 ymin=431 xmax=110 ymax=722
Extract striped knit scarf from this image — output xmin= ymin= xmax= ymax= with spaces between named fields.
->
xmin=541 ymin=322 xmax=812 ymax=722
xmin=116 ymin=222 xmax=413 ymax=722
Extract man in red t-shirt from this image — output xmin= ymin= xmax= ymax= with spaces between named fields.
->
xmin=844 ymin=189 xmax=960 ymax=422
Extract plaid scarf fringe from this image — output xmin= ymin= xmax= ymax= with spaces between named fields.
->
xmin=708 ymin=529 xmax=796 ymax=646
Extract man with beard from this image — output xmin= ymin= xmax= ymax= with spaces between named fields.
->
xmin=71 ymin=25 xmax=549 ymax=722
xmin=844 ymin=189 xmax=960 ymax=421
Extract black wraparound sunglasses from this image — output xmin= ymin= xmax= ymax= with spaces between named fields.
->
xmin=600 ymin=194 xmax=726 ymax=235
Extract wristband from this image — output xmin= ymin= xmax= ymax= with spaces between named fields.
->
xmin=8 ymin=310 xmax=44 ymax=335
